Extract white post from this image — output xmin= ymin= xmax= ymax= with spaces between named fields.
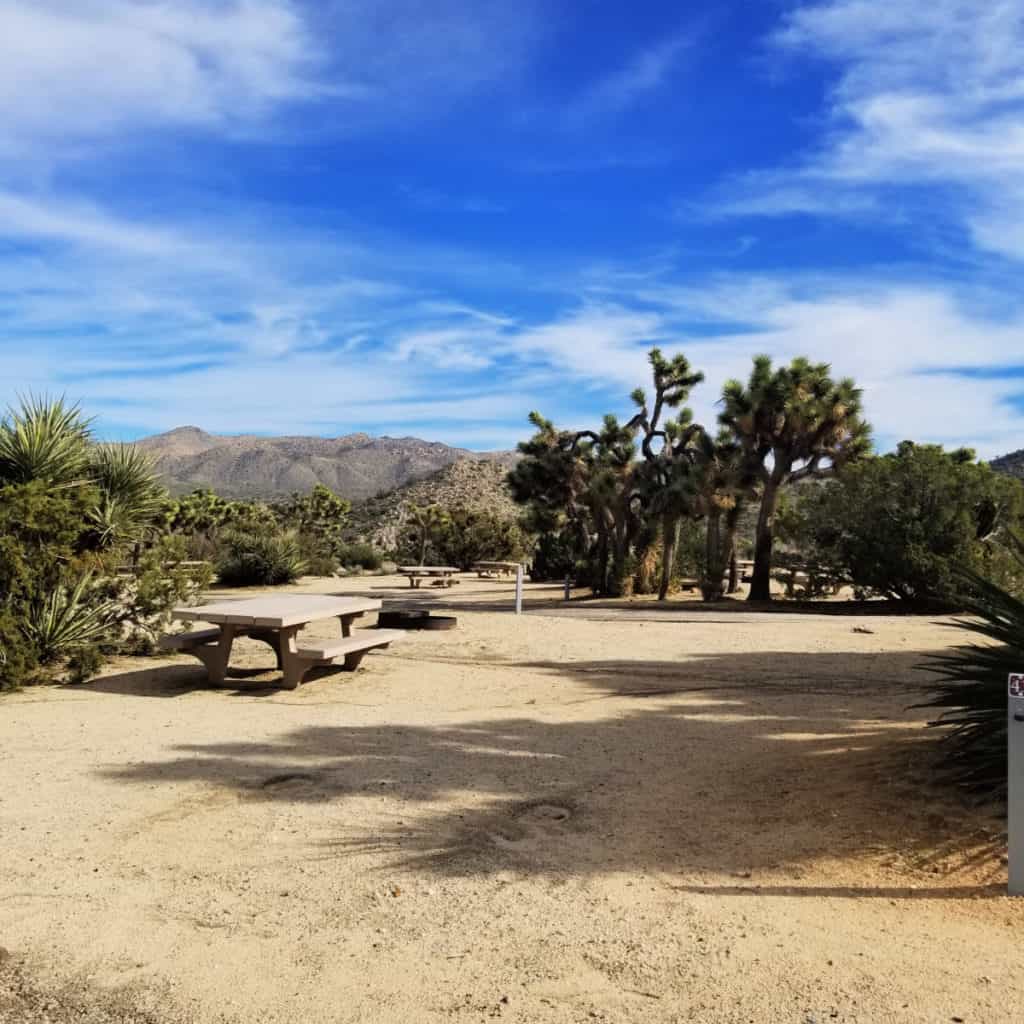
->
xmin=515 ymin=564 xmax=524 ymax=615
xmin=1009 ymin=672 xmax=1024 ymax=895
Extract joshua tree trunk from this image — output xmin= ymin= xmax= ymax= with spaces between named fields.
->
xmin=659 ymin=513 xmax=677 ymax=601
xmin=701 ymin=511 xmax=726 ymax=602
xmin=594 ymin=519 xmax=610 ymax=596
xmin=725 ymin=504 xmax=741 ymax=594
xmin=748 ymin=480 xmax=780 ymax=601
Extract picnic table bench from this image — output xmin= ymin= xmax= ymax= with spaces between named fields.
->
xmin=161 ymin=594 xmax=401 ymax=689
xmin=473 ymin=561 xmax=522 ymax=578
xmin=398 ymin=566 xmax=460 ymax=588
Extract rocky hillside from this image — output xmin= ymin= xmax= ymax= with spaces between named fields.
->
xmin=137 ymin=426 xmax=516 ymax=501
xmin=348 ymin=458 xmax=521 ymax=551
xmin=992 ymin=448 xmax=1024 ymax=480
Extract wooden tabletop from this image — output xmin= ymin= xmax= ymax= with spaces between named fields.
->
xmin=173 ymin=594 xmax=381 ymax=629
xmin=397 ymin=566 xmax=459 ymax=574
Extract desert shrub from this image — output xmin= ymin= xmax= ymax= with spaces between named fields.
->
xmin=216 ymin=528 xmax=307 ymax=586
xmin=300 ymin=535 xmax=339 ymax=577
xmin=418 ymin=507 xmax=526 ymax=572
xmin=0 ymin=609 xmax=37 ymax=692
xmin=104 ymin=535 xmax=213 ymax=650
xmin=337 ymin=542 xmax=383 ymax=571
xmin=782 ymin=443 xmax=1024 ymax=603
xmin=66 ymin=644 xmax=106 ymax=684
xmin=919 ymin=533 xmax=1024 ymax=800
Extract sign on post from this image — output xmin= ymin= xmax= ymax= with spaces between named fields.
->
xmin=1009 ymin=673 xmax=1024 ymax=896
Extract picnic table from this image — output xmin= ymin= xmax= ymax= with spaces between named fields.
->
xmin=161 ymin=594 xmax=401 ymax=689
xmin=398 ymin=565 xmax=460 ymax=588
xmin=473 ymin=561 xmax=522 ymax=578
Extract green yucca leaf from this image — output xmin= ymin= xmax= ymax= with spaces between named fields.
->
xmin=86 ymin=444 xmax=166 ymax=547
xmin=0 ymin=395 xmax=92 ymax=486
xmin=917 ymin=538 xmax=1024 ymax=801
xmin=24 ymin=573 xmax=118 ymax=663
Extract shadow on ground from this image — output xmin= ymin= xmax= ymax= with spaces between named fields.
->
xmin=94 ymin=649 xmax=1004 ymax=895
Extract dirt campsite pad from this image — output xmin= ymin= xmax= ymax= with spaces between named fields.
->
xmin=2 ymin=574 xmax=1023 ymax=1023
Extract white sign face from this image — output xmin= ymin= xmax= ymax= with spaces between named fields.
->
xmin=1010 ymin=673 xmax=1024 ymax=698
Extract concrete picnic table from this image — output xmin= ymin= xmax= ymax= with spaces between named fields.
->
xmin=397 ymin=566 xmax=460 ymax=588
xmin=472 ymin=561 xmax=523 ymax=578
xmin=162 ymin=594 xmax=401 ymax=689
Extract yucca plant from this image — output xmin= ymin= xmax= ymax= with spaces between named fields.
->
xmin=86 ymin=444 xmax=166 ymax=548
xmin=216 ymin=528 xmax=308 ymax=586
xmin=919 ymin=531 xmax=1024 ymax=801
xmin=24 ymin=573 xmax=118 ymax=664
xmin=0 ymin=395 xmax=93 ymax=486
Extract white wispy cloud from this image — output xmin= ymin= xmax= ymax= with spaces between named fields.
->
xmin=704 ymin=0 xmax=1024 ymax=259
xmin=567 ymin=33 xmax=692 ymax=123
xmin=0 ymin=0 xmax=329 ymax=160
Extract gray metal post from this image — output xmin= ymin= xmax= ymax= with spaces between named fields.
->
xmin=564 ymin=575 xmax=571 ymax=602
xmin=515 ymin=564 xmax=523 ymax=615
xmin=1010 ymin=672 xmax=1024 ymax=895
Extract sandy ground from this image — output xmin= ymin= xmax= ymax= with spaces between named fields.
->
xmin=2 ymin=574 xmax=1022 ymax=1023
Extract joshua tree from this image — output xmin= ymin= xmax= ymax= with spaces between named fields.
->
xmin=720 ymin=355 xmax=871 ymax=601
xmin=629 ymin=349 xmax=705 ymax=599
xmin=407 ymin=504 xmax=451 ymax=565
xmin=689 ymin=430 xmax=756 ymax=601
xmin=508 ymin=411 xmax=595 ymax=579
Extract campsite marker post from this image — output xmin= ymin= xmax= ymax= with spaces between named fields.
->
xmin=515 ymin=564 xmax=523 ymax=615
xmin=1010 ymin=672 xmax=1024 ymax=895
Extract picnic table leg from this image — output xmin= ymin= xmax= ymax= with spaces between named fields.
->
xmin=194 ymin=624 xmax=236 ymax=685
xmin=247 ymin=627 xmax=284 ymax=668
xmin=337 ymin=612 xmax=362 ymax=638
xmin=277 ymin=626 xmax=307 ymax=690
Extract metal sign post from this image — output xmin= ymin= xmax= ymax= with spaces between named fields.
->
xmin=514 ymin=564 xmax=523 ymax=615
xmin=1010 ymin=672 xmax=1024 ymax=895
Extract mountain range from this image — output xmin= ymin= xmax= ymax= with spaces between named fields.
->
xmin=136 ymin=426 xmax=517 ymax=501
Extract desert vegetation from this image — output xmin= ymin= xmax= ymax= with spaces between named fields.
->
xmin=510 ymin=349 xmax=1023 ymax=608
xmin=0 ymin=397 xmax=210 ymax=690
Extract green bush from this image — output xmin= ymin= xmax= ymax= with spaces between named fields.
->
xmin=404 ymin=506 xmax=526 ymax=572
xmin=105 ymin=535 xmax=213 ymax=650
xmin=338 ymin=542 xmax=384 ymax=571
xmin=216 ymin=528 xmax=307 ymax=586
xmin=66 ymin=644 xmax=106 ymax=684
xmin=781 ymin=443 xmax=1024 ymax=603
xmin=0 ymin=609 xmax=37 ymax=692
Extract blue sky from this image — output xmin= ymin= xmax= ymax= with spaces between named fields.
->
xmin=2 ymin=0 xmax=1023 ymax=455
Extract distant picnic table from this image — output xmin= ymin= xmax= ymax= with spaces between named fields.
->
xmin=398 ymin=566 xmax=460 ymax=588
xmin=162 ymin=594 xmax=401 ymax=689
xmin=473 ymin=561 xmax=522 ymax=578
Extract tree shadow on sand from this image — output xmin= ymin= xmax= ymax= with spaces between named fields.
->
xmin=95 ymin=649 xmax=1004 ymax=897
